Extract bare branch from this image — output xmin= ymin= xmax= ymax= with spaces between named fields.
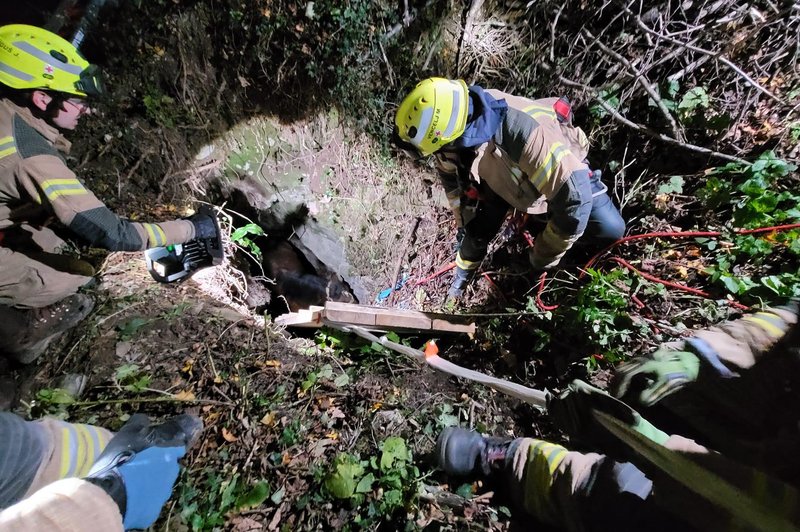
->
xmin=623 ymin=6 xmax=786 ymax=105
xmin=583 ymin=29 xmax=684 ymax=142
xmin=560 ymin=76 xmax=749 ymax=165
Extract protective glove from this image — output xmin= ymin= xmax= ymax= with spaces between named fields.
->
xmin=454 ymin=227 xmax=466 ymax=252
xmin=447 ymin=266 xmax=474 ymax=299
xmin=85 ymin=414 xmax=203 ymax=530
xmin=611 ymin=348 xmax=700 ymax=407
xmin=548 ymin=380 xmax=669 ymax=448
xmin=187 ymin=208 xmax=219 ymax=240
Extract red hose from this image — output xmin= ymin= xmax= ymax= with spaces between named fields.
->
xmin=609 ymin=257 xmax=750 ymax=311
xmin=536 ymin=272 xmax=559 ymax=311
xmin=582 ymin=223 xmax=800 ymax=274
xmin=412 ymin=262 xmax=456 ymax=287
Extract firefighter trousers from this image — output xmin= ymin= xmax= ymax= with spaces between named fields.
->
xmin=0 ymin=225 xmax=93 ymax=309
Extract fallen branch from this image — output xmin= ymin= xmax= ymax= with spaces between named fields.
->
xmin=69 ymin=396 xmax=235 ymax=408
xmin=584 ymin=29 xmax=684 ymax=141
xmin=387 ymin=217 xmax=420 ymax=306
xmin=559 ymin=76 xmax=749 ymax=165
xmin=624 ymin=7 xmax=785 ymax=105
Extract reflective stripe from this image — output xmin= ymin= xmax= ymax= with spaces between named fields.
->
xmin=548 ymin=449 xmax=567 ymax=474
xmin=0 ymin=136 xmax=15 ymax=159
xmin=14 ymin=41 xmax=83 ymax=75
xmin=411 ymin=107 xmax=434 ymax=146
xmin=748 ymin=313 xmax=784 ymax=338
xmin=41 ymin=178 xmax=87 ymax=201
xmin=59 ymin=424 xmax=79 ymax=478
xmin=442 ymin=87 xmax=461 ymax=138
xmin=523 ymin=104 xmax=556 ymax=121
xmin=155 ymin=224 xmax=167 ymax=245
xmin=529 ymin=142 xmax=570 ymax=190
xmin=74 ymin=425 xmax=89 ymax=476
xmin=0 ymin=61 xmax=35 ymax=82
xmin=455 ymin=252 xmax=479 ymax=271
xmin=144 ymin=223 xmax=165 ymax=246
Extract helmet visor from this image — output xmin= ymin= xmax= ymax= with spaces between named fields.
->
xmin=75 ymin=64 xmax=104 ymax=97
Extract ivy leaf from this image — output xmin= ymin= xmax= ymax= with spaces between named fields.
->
xmin=325 ymin=454 xmax=364 ymax=499
xmin=679 ymin=86 xmax=709 ymax=111
xmin=230 ymin=223 xmax=264 ymax=242
xmin=657 ymin=176 xmax=684 ymax=195
xmin=355 ymin=472 xmax=375 ymax=493
xmin=333 ymin=372 xmax=350 ymax=388
xmin=380 ymin=437 xmax=410 ymax=471
xmin=235 ymin=480 xmax=270 ymax=510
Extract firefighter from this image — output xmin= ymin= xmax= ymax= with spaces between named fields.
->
xmin=0 ymin=412 xmax=201 ymax=531
xmin=395 ymin=78 xmax=626 ymax=299
xmin=0 ymin=24 xmax=218 ymax=364
xmin=435 ymin=305 xmax=800 ymax=530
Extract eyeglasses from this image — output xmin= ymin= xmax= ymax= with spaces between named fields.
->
xmin=63 ymin=98 xmax=90 ymax=115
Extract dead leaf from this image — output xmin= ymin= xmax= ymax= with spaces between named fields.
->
xmin=232 ymin=516 xmax=264 ymax=531
xmin=260 ymin=412 xmax=276 ymax=427
xmin=309 ymin=438 xmax=334 ymax=458
xmin=115 ymin=341 xmax=132 ymax=358
xmin=221 ymin=427 xmax=238 ymax=442
xmin=174 ymin=389 xmax=196 ymax=401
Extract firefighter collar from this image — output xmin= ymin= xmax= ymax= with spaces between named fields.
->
xmin=453 ymin=85 xmax=507 ymax=149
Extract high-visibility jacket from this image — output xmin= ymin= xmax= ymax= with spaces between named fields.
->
xmin=0 ymin=98 xmax=194 ymax=251
xmin=435 ymin=93 xmax=593 ymax=269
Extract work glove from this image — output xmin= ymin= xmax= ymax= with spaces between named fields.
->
xmin=549 ymin=380 xmax=669 ymax=449
xmin=448 ymin=266 xmax=474 ymax=299
xmin=611 ymin=348 xmax=700 ymax=407
xmin=85 ymin=414 xmax=203 ymax=530
xmin=187 ymin=209 xmax=219 ymax=240
xmin=454 ymin=227 xmax=466 ymax=252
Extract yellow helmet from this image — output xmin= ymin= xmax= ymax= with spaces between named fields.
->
xmin=0 ymin=24 xmax=103 ymax=97
xmin=395 ymin=77 xmax=469 ymax=156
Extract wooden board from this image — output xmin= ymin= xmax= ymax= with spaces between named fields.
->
xmin=275 ymin=301 xmax=475 ymax=334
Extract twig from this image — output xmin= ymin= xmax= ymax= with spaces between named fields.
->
xmin=387 ymin=217 xmax=420 ymax=306
xmin=377 ymin=39 xmax=395 ymax=86
xmin=559 ymin=76 xmax=749 ymax=165
xmin=625 ymin=7 xmax=785 ymax=105
xmin=549 ymin=3 xmax=566 ymax=63
xmin=456 ymin=0 xmax=484 ymax=77
xmin=69 ymin=396 xmax=234 ymax=407
xmin=584 ymin=29 xmax=684 ymax=141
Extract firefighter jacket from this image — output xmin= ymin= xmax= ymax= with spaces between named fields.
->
xmin=435 ymin=90 xmax=593 ymax=270
xmin=0 ymin=98 xmax=194 ymax=251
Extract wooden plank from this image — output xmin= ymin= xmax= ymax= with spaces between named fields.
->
xmin=274 ymin=306 xmax=324 ymax=327
xmin=325 ymin=302 xmax=474 ymax=334
xmin=431 ymin=319 xmax=476 ymax=334
xmin=374 ymin=310 xmax=432 ymax=329
xmin=324 ymin=301 xmax=376 ymax=326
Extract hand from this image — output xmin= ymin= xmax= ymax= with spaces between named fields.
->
xmin=548 ymin=380 xmax=669 ymax=448
xmin=611 ymin=349 xmax=700 ymax=407
xmin=187 ymin=207 xmax=219 ymax=240
xmin=85 ymin=414 xmax=203 ymax=530
xmin=453 ymin=227 xmax=466 ymax=252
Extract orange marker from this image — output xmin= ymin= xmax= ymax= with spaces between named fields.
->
xmin=424 ymin=339 xmax=439 ymax=358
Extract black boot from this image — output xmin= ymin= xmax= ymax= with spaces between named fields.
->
xmin=436 ymin=427 xmax=515 ymax=477
xmin=0 ymin=294 xmax=94 ymax=364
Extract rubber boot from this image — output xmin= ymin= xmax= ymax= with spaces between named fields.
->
xmin=436 ymin=427 xmax=515 ymax=477
xmin=0 ymin=294 xmax=94 ymax=364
